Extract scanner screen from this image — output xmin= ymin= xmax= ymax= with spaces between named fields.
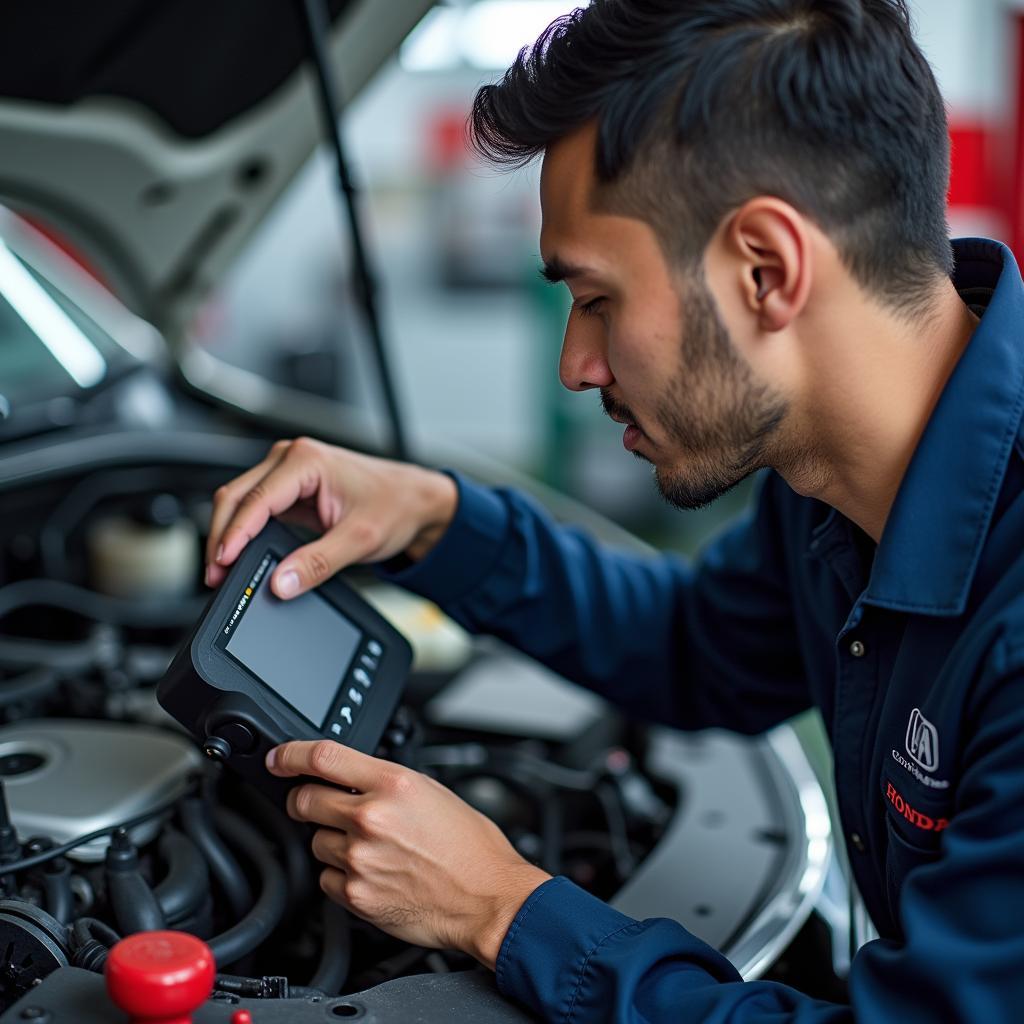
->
xmin=225 ymin=558 xmax=362 ymax=728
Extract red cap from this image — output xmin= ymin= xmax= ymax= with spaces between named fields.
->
xmin=105 ymin=931 xmax=215 ymax=1024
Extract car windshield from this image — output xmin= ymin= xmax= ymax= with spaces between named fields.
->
xmin=0 ymin=229 xmax=135 ymax=408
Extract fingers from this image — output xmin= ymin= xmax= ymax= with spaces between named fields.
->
xmin=267 ymin=739 xmax=381 ymax=793
xmin=216 ymin=462 xmax=311 ymax=573
xmin=206 ymin=441 xmax=291 ymax=586
xmin=319 ymin=866 xmax=350 ymax=909
xmin=286 ymin=782 xmax=359 ymax=828
xmin=207 ymin=438 xmax=429 ymax=598
xmin=269 ymin=518 xmax=382 ymax=599
xmin=311 ymin=827 xmax=350 ymax=870
xmin=207 ymin=437 xmax=378 ymax=599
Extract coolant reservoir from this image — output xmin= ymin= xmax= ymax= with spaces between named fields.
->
xmin=88 ymin=494 xmax=199 ymax=599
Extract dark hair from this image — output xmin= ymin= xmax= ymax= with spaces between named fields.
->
xmin=470 ymin=0 xmax=953 ymax=312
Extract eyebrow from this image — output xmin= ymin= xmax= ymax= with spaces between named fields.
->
xmin=539 ymin=256 xmax=592 ymax=284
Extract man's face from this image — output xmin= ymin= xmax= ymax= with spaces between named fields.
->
xmin=539 ymin=124 xmax=788 ymax=510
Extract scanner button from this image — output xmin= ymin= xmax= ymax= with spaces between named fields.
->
xmin=360 ymin=654 xmax=378 ymax=670
xmin=217 ymin=722 xmax=257 ymax=756
xmin=331 ymin=723 xmax=343 ymax=736
xmin=367 ymin=640 xmax=383 ymax=657
xmin=339 ymin=706 xmax=354 ymax=727
xmin=354 ymin=668 xmax=372 ymax=688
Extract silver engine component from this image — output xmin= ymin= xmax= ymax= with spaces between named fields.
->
xmin=0 ymin=720 xmax=201 ymax=861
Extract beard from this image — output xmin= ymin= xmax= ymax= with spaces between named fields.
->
xmin=603 ymin=275 xmax=788 ymax=511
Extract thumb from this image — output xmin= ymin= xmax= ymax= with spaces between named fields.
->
xmin=270 ymin=520 xmax=382 ymax=598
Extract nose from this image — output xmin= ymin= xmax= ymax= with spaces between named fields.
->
xmin=558 ymin=320 xmax=614 ymax=392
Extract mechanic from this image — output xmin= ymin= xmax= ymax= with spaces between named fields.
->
xmin=205 ymin=1 xmax=1024 ymax=1020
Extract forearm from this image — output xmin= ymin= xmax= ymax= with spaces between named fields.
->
xmin=382 ymin=473 xmax=810 ymax=734
xmin=494 ymin=877 xmax=850 ymax=1024
xmin=381 ymin=475 xmax=692 ymax=723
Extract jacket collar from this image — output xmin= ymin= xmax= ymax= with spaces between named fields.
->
xmin=860 ymin=238 xmax=1024 ymax=616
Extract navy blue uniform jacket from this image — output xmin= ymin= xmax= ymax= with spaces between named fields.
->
xmin=383 ymin=239 xmax=1024 ymax=1021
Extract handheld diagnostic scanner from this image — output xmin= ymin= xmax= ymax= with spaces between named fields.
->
xmin=157 ymin=521 xmax=412 ymax=801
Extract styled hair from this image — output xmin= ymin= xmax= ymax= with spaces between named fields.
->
xmin=470 ymin=0 xmax=953 ymax=312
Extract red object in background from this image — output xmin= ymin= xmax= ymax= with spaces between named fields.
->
xmin=426 ymin=108 xmax=470 ymax=173
xmin=948 ymin=125 xmax=994 ymax=209
xmin=231 ymin=1012 xmax=254 ymax=1024
xmin=20 ymin=213 xmax=112 ymax=290
xmin=946 ymin=117 xmax=1015 ymax=249
xmin=105 ymin=931 xmax=215 ymax=1024
xmin=1013 ymin=13 xmax=1024 ymax=260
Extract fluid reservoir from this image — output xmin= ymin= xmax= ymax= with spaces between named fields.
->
xmin=88 ymin=494 xmax=199 ymax=600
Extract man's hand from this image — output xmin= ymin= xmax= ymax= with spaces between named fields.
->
xmin=206 ymin=438 xmax=458 ymax=598
xmin=267 ymin=740 xmax=551 ymax=968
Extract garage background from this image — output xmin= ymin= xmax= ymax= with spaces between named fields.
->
xmin=180 ymin=0 xmax=1024 ymax=551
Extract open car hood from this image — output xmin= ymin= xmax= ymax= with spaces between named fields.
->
xmin=0 ymin=0 xmax=433 ymax=344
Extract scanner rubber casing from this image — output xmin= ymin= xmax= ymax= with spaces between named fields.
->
xmin=157 ymin=521 xmax=412 ymax=803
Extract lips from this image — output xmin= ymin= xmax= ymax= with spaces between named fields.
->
xmin=601 ymin=392 xmax=644 ymax=450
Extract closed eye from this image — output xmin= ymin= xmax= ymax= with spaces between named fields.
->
xmin=574 ymin=297 xmax=606 ymax=318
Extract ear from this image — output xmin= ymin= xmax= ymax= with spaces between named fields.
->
xmin=722 ymin=198 xmax=812 ymax=333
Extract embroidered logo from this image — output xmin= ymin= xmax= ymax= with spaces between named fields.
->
xmin=905 ymin=708 xmax=939 ymax=773
xmin=885 ymin=781 xmax=949 ymax=832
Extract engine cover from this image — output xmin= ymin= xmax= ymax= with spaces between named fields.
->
xmin=0 ymin=720 xmax=201 ymax=861
xmin=0 ymin=966 xmax=537 ymax=1023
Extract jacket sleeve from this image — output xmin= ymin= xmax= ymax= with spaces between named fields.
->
xmin=492 ymin=658 xmax=1024 ymax=1023
xmin=380 ymin=470 xmax=811 ymax=734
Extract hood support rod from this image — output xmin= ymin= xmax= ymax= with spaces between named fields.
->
xmin=296 ymin=0 xmax=410 ymax=461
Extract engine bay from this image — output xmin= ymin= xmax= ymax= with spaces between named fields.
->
xmin=0 ymin=454 xmax=691 ymax=1019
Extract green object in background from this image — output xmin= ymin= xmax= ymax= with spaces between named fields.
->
xmin=791 ymin=710 xmax=835 ymax=797
xmin=526 ymin=257 xmax=575 ymax=492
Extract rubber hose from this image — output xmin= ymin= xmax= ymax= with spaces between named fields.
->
xmin=539 ymin=793 xmax=564 ymax=877
xmin=206 ymin=809 xmax=287 ymax=968
xmin=0 ymin=635 xmax=102 ymax=672
xmin=309 ymin=900 xmax=352 ymax=995
xmin=154 ymin=827 xmax=209 ymax=925
xmin=180 ymin=796 xmax=252 ymax=919
xmin=107 ymin=867 xmax=166 ymax=934
xmin=70 ymin=917 xmax=122 ymax=974
xmin=105 ymin=832 xmax=166 ymax=935
xmin=169 ymin=896 xmax=215 ymax=940
xmin=596 ymin=781 xmax=636 ymax=879
xmin=275 ymin=813 xmax=314 ymax=908
xmin=0 ymin=668 xmax=59 ymax=706
xmin=43 ymin=857 xmax=74 ymax=925
xmin=238 ymin=788 xmax=313 ymax=908
xmin=0 ymin=578 xmax=204 ymax=628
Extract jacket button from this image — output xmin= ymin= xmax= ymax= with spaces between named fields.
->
xmin=849 ymin=640 xmax=866 ymax=658
xmin=850 ymin=832 xmax=866 ymax=853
